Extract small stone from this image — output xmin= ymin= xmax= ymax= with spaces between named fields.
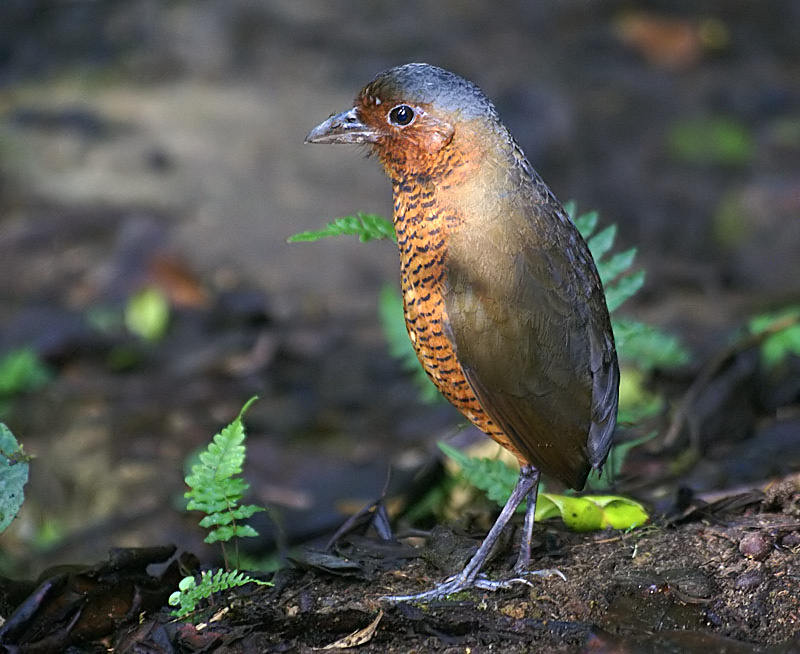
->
xmin=780 ymin=531 xmax=800 ymax=549
xmin=733 ymin=569 xmax=764 ymax=590
xmin=738 ymin=531 xmax=773 ymax=561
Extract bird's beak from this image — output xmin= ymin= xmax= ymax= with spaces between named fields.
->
xmin=305 ymin=107 xmax=378 ymax=145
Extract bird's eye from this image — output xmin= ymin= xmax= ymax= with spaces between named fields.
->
xmin=388 ymin=104 xmax=415 ymax=127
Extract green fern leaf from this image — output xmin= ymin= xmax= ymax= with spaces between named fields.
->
xmin=569 ymin=203 xmax=598 ymax=236
xmin=287 ymin=212 xmax=396 ymax=243
xmin=437 ymin=443 xmax=519 ymax=507
xmin=597 ymin=247 xmax=637 ymax=283
xmin=605 ymin=270 xmax=645 ymax=313
xmin=169 ymin=568 xmax=270 ymax=619
xmin=613 ymin=318 xmax=690 ymax=368
xmin=587 ymin=224 xmax=617 ymax=261
xmin=184 ymin=397 xmax=264 ymax=545
xmin=569 ymin=204 xmax=644 ymax=313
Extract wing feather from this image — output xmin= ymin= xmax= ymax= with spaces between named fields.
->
xmin=444 ymin=192 xmax=618 ymax=489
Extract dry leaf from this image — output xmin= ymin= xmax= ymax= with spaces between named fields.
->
xmin=314 ymin=611 xmax=383 ymax=650
xmin=148 ymin=252 xmax=210 ymax=308
xmin=615 ymin=12 xmax=729 ymax=70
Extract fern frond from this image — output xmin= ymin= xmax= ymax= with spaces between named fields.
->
xmin=184 ymin=397 xmax=264 ymax=545
xmin=437 ymin=442 xmax=518 ymax=507
xmin=568 ymin=203 xmax=597 ymax=236
xmin=287 ymin=212 xmax=395 ymax=243
xmin=169 ymin=569 xmax=269 ymax=619
xmin=587 ymin=224 xmax=618 ymax=261
xmin=569 ymin=204 xmax=644 ymax=313
xmin=613 ymin=318 xmax=690 ymax=368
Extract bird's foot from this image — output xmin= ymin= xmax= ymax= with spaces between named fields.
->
xmin=381 ymin=568 xmax=566 ymax=603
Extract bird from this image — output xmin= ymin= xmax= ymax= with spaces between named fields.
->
xmin=306 ymin=63 xmax=619 ymax=601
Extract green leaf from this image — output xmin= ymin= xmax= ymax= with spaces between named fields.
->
xmin=537 ymin=494 xmax=649 ymax=531
xmin=569 ymin=204 xmax=598 ymax=238
xmin=668 ymin=116 xmax=753 ymax=167
xmin=0 ymin=348 xmax=51 ymax=396
xmin=597 ymin=248 xmax=637 ymax=284
xmin=748 ymin=306 xmax=800 ymax=369
xmin=439 ymin=442 xmax=649 ymax=531
xmin=183 ymin=397 xmax=264 ymax=545
xmin=0 ymin=423 xmax=30 ymax=533
xmin=569 ymin=205 xmax=645 ymax=313
xmin=605 ymin=270 xmax=645 ymax=313
xmin=169 ymin=568 xmax=270 ymax=619
xmin=437 ymin=442 xmax=518 ymax=507
xmin=613 ymin=318 xmax=691 ymax=369
xmin=205 ymin=523 xmax=261 ymax=544
xmin=587 ymin=225 xmax=617 ymax=262
xmin=288 ymin=212 xmax=396 ymax=243
xmin=125 ymin=287 xmax=170 ymax=341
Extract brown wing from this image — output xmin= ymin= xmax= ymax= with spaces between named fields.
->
xmin=443 ymin=193 xmax=618 ymax=490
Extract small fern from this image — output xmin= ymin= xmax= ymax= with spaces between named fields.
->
xmin=168 ymin=568 xmax=269 ymax=619
xmin=438 ymin=442 xmax=518 ymax=507
xmin=568 ymin=203 xmax=644 ymax=313
xmin=287 ymin=212 xmax=396 ymax=243
xmin=185 ymin=396 xmax=264 ymax=549
xmin=613 ymin=318 xmax=690 ymax=369
xmin=174 ymin=398 xmax=271 ymax=620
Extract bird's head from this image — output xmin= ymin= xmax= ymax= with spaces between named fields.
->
xmin=306 ymin=63 xmax=505 ymax=182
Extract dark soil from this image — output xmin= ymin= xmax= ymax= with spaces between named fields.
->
xmin=117 ymin=487 xmax=800 ymax=653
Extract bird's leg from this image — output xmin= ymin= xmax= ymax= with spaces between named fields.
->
xmin=384 ymin=464 xmax=562 ymax=603
xmin=513 ymin=466 xmax=540 ymax=572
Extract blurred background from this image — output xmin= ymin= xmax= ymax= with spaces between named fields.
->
xmin=0 ymin=0 xmax=798 ymax=576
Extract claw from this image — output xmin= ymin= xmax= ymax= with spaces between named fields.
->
xmin=381 ymin=466 xmax=560 ymax=603
xmin=381 ymin=567 xmax=566 ymax=603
